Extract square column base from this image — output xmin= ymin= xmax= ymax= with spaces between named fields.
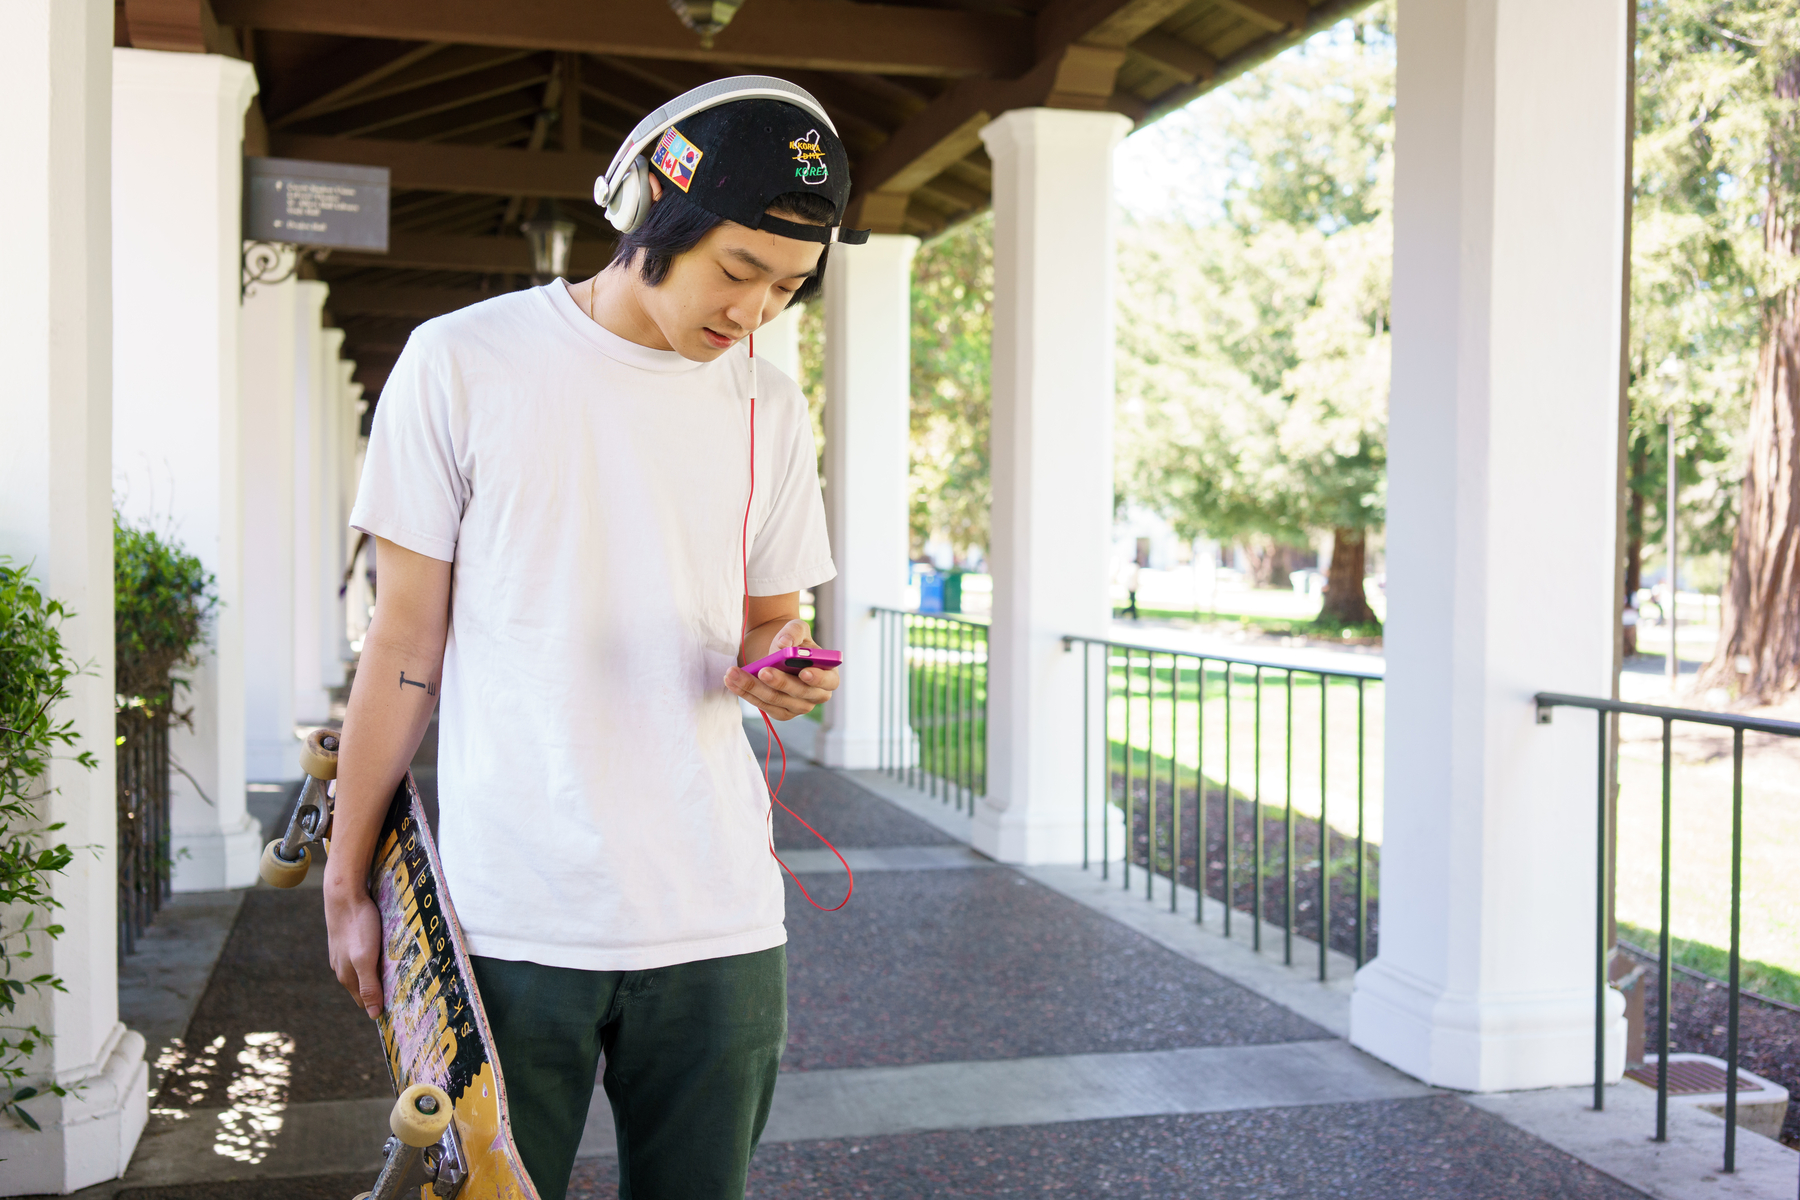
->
xmin=816 ymin=729 xmax=886 ymax=770
xmin=1351 ymin=957 xmax=1627 ymax=1092
xmin=971 ymin=797 xmax=1087 ymax=865
xmin=0 ymin=1027 xmax=147 ymax=1197
xmin=171 ymin=811 xmax=262 ymax=891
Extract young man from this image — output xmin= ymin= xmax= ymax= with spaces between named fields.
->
xmin=323 ymin=92 xmax=861 ymax=1199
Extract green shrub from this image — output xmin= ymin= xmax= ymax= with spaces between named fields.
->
xmin=0 ymin=561 xmax=94 ymax=1130
xmin=114 ymin=515 xmax=216 ymax=718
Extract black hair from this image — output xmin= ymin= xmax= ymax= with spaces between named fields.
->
xmin=609 ymin=187 xmax=835 ymax=305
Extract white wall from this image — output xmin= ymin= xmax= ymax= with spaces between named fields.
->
xmin=0 ymin=2 xmax=148 ymax=1190
xmin=1351 ymin=0 xmax=1630 ymax=1092
xmin=110 ymin=48 xmax=261 ymax=891
xmin=240 ymin=264 xmax=300 ymax=779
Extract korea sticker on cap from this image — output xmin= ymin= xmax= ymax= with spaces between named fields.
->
xmin=789 ymin=129 xmax=828 ymax=186
xmin=651 ymin=126 xmax=703 ymax=192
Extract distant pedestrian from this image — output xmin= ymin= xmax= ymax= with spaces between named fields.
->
xmin=1123 ymin=560 xmax=1141 ymax=620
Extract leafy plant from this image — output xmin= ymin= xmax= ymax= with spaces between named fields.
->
xmin=0 ymin=561 xmax=94 ymax=1131
xmin=114 ymin=515 xmax=217 ymax=714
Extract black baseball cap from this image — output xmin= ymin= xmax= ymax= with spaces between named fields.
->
xmin=645 ymin=98 xmax=871 ymax=245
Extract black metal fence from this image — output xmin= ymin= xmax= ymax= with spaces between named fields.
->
xmin=115 ymin=701 xmax=172 ymax=959
xmin=871 ymin=607 xmax=988 ymax=811
xmin=1063 ymin=637 xmax=1383 ymax=981
xmin=1533 ymin=691 xmax=1800 ymax=1175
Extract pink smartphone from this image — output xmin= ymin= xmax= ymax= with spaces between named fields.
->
xmin=743 ymin=646 xmax=842 ymax=677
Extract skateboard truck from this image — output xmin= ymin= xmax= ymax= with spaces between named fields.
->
xmin=259 ymin=728 xmax=339 ymax=888
xmin=355 ymin=1083 xmax=466 ymax=1199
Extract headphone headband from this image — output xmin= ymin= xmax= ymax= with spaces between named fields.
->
xmin=597 ymin=76 xmax=837 ymax=223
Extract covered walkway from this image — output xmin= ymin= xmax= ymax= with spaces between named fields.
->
xmin=47 ymin=724 xmax=1787 ymax=1199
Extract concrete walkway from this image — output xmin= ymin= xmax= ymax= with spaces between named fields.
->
xmin=40 ymin=722 xmax=1798 ymax=1199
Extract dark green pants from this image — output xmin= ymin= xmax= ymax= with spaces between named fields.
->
xmin=470 ymin=946 xmax=786 ymax=1200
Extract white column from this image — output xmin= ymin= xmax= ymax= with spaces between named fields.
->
xmin=816 ymin=235 xmax=918 ymax=768
xmin=317 ymin=327 xmax=348 ymax=691
xmin=292 ymin=281 xmax=332 ymax=725
xmin=976 ymin=109 xmax=1129 ymax=863
xmin=0 ymin=2 xmax=148 ymax=1191
xmin=1349 ymin=0 xmax=1629 ymax=1092
xmin=111 ymin=49 xmax=261 ymax=892
xmin=240 ymin=264 xmax=300 ymax=780
xmin=339 ymin=369 xmax=367 ymax=656
xmin=754 ymin=300 xmax=804 ymax=383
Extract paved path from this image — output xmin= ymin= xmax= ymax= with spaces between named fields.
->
xmin=43 ymin=723 xmax=1798 ymax=1199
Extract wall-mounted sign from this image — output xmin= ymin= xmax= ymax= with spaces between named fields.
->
xmin=244 ymin=156 xmax=389 ymax=251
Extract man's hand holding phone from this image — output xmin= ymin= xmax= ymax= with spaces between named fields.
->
xmin=726 ymin=618 xmax=839 ymax=720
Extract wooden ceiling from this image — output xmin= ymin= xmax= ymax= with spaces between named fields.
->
xmin=115 ymin=0 xmax=1369 ymax=400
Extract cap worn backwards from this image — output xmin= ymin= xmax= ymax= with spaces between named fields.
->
xmin=646 ymin=98 xmax=871 ymax=245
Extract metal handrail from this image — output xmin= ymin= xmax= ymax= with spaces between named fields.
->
xmin=1064 ymin=635 xmax=1382 ymax=982
xmin=871 ymin=606 xmax=988 ymax=809
xmin=1534 ymin=689 xmax=1800 ymax=1175
xmin=1064 ymin=634 xmax=1385 ymax=682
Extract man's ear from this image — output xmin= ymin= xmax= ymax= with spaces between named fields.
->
xmin=648 ymin=173 xmax=664 ymax=203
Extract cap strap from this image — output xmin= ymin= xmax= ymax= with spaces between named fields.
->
xmin=755 ymin=212 xmax=870 ymax=245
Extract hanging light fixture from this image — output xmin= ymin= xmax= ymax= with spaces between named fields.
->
xmin=668 ymin=0 xmax=744 ymax=48
xmin=520 ymin=200 xmax=577 ymax=282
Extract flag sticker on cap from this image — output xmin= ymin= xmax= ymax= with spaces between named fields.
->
xmin=652 ymin=126 xmax=703 ymax=192
xmin=790 ymin=129 xmax=828 ymax=186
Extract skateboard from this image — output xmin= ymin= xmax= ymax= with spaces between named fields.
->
xmin=261 ymin=730 xmax=539 ymax=1200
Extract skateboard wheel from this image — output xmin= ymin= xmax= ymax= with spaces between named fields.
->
xmin=259 ymin=839 xmax=310 ymax=888
xmin=300 ymin=727 xmax=340 ymax=781
xmin=391 ymin=1082 xmax=453 ymax=1147
xmin=352 ymin=1194 xmax=372 ymax=1200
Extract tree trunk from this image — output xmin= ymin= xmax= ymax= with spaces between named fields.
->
xmin=1700 ymin=62 xmax=1800 ymax=701
xmin=1243 ymin=539 xmax=1295 ymax=589
xmin=1319 ymin=527 xmax=1379 ymax=628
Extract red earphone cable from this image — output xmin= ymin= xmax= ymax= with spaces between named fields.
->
xmin=742 ymin=333 xmax=853 ymax=913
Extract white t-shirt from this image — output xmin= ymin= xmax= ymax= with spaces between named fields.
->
xmin=349 ymin=282 xmax=835 ymax=972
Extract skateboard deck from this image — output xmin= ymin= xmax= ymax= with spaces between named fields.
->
xmin=370 ymin=771 xmax=539 ymax=1200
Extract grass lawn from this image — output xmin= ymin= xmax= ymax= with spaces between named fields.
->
xmin=1614 ymin=710 xmax=1800 ymax=982
xmin=1098 ymin=655 xmax=1385 ymax=846
xmin=1617 ymin=920 xmax=1800 ymax=1008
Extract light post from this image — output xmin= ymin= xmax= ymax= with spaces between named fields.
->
xmin=1665 ymin=400 xmax=1679 ymax=693
xmin=521 ymin=201 xmax=577 ymax=284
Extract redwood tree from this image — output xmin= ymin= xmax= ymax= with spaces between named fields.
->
xmin=1703 ymin=64 xmax=1800 ymax=699
xmin=1699 ymin=48 xmax=1800 ymax=701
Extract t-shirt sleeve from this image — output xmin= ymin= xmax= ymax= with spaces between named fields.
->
xmin=746 ymin=387 xmax=836 ymax=596
xmin=348 ymin=326 xmax=467 ymax=563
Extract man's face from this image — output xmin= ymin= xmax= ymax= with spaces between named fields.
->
xmin=637 ymin=219 xmax=824 ymax=362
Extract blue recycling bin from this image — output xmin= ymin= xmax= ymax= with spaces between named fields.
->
xmin=918 ymin=571 xmax=944 ymax=613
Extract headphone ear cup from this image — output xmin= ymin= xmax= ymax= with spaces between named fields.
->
xmin=605 ymin=158 xmax=654 ymax=234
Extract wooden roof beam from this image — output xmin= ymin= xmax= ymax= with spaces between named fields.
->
xmin=1037 ymin=0 xmax=1202 ymax=56
xmin=849 ymin=0 xmax=1196 ymax=230
xmin=327 ymin=230 xmax=612 ymax=275
xmin=326 ymin=283 xmax=497 ymax=319
xmin=1213 ymin=0 xmax=1310 ymax=32
xmin=120 ymin=0 xmax=234 ymax=54
xmin=212 ymin=0 xmax=1031 ymax=78
xmin=266 ymin=45 xmax=532 ymax=129
xmin=1127 ymin=32 xmax=1219 ymax=84
xmin=286 ymin=59 xmax=553 ymax=139
xmin=264 ymin=42 xmax=445 ymax=126
xmin=268 ymin=134 xmax=610 ymax=199
xmin=367 ymin=97 xmax=545 ymax=148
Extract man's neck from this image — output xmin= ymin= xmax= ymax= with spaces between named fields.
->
xmin=578 ymin=266 xmax=673 ymax=352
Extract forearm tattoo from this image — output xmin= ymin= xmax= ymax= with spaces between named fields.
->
xmin=399 ymin=671 xmax=437 ymax=697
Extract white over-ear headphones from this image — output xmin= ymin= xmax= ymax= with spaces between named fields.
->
xmin=595 ymin=75 xmax=840 ymax=235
